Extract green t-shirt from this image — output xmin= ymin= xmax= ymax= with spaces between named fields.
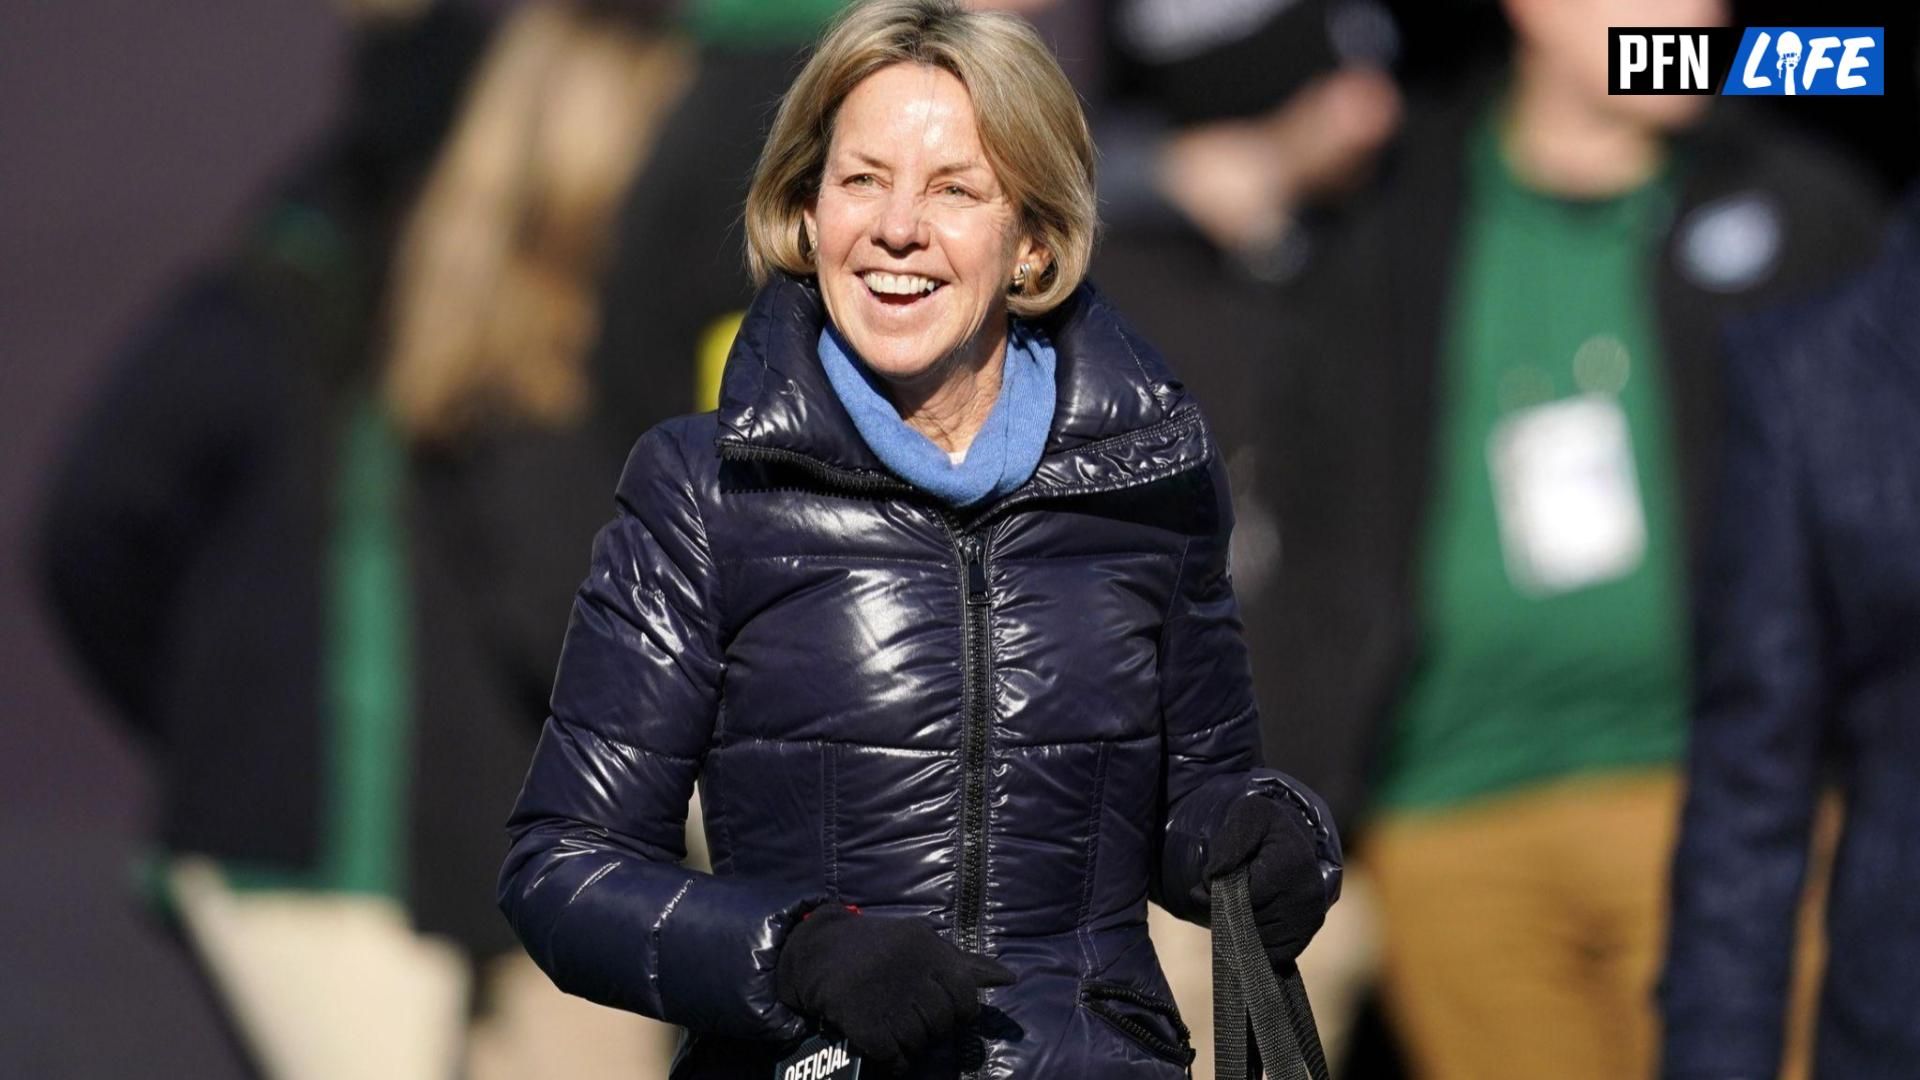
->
xmin=1372 ymin=110 xmax=1690 ymax=812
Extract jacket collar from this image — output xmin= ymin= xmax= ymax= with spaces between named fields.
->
xmin=715 ymin=274 xmax=1210 ymax=509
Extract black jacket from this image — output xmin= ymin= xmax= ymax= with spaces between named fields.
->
xmin=498 ymin=274 xmax=1340 ymax=1078
xmin=1662 ymin=194 xmax=1920 ymax=1080
xmin=1241 ymin=88 xmax=1886 ymax=832
xmin=37 ymin=167 xmax=618 ymax=958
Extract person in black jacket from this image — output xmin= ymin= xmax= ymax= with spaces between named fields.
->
xmin=37 ymin=4 xmax=690 ymax=1076
xmin=497 ymin=2 xmax=1340 ymax=1077
xmin=1234 ymin=0 xmax=1886 ymax=1075
xmin=1660 ymin=193 xmax=1920 ymax=1080
xmin=1089 ymin=6 xmax=1405 ymax=1060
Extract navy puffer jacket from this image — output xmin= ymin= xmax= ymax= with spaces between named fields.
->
xmin=499 ymin=274 xmax=1340 ymax=1078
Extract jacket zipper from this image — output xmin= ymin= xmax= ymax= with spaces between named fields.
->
xmin=954 ymin=527 xmax=992 ymax=955
xmin=951 ymin=525 xmax=994 ymax=1078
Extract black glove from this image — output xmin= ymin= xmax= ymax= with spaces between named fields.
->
xmin=1204 ymin=794 xmax=1327 ymax=966
xmin=775 ymin=908 xmax=1015 ymax=1072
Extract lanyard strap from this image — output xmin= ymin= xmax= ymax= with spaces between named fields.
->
xmin=1211 ymin=869 xmax=1331 ymax=1080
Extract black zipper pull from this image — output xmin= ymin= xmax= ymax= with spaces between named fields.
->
xmin=964 ymin=537 xmax=989 ymax=606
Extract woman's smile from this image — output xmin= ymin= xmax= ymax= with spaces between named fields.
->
xmin=859 ymin=270 xmax=947 ymax=311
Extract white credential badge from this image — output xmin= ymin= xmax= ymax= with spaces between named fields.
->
xmin=1487 ymin=393 xmax=1648 ymax=596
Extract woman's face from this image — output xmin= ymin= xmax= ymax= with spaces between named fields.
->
xmin=805 ymin=63 xmax=1043 ymax=389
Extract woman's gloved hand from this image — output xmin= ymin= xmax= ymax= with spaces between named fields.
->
xmin=1205 ymin=794 xmax=1329 ymax=967
xmin=775 ymin=908 xmax=1015 ymax=1072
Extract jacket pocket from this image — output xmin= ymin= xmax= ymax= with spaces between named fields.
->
xmin=1080 ymin=979 xmax=1196 ymax=1069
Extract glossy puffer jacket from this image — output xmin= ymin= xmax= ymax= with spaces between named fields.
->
xmin=498 ymin=273 xmax=1341 ymax=1079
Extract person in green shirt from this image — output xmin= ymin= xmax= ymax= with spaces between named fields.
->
xmin=1365 ymin=89 xmax=1694 ymax=1080
xmin=1237 ymin=0 xmax=1887 ymax=1075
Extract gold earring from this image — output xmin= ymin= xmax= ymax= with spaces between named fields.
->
xmin=1012 ymin=262 xmax=1031 ymax=289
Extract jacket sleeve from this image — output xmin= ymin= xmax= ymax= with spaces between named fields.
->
xmin=497 ymin=426 xmax=823 ymax=1040
xmin=1151 ymin=454 xmax=1343 ymax=925
xmin=1659 ymin=326 xmax=1829 ymax=1080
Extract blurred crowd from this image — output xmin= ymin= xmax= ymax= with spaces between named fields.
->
xmin=29 ymin=0 xmax=1920 ymax=1077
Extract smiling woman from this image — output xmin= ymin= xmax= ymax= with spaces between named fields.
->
xmin=745 ymin=0 xmax=1096 ymax=458
xmin=807 ymin=63 xmax=1035 ymax=451
xmin=496 ymin=2 xmax=1343 ymax=1077
xmin=745 ymin=0 xmax=1095 ymax=317
xmin=812 ymin=63 xmax=1026 ymax=369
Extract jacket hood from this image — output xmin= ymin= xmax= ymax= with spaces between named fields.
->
xmin=714 ymin=274 xmax=1210 ymax=507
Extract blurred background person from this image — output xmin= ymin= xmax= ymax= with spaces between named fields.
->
xmin=1661 ymin=191 xmax=1920 ymax=1080
xmin=585 ymin=0 xmax=845 ymax=449
xmin=1087 ymin=3 xmax=1403 ymax=1072
xmin=1093 ymin=0 xmax=1402 ymax=457
xmin=33 ymin=0 xmax=491 ymax=1072
xmin=36 ymin=2 xmax=691 ymax=1076
xmin=384 ymin=4 xmax=692 ymax=1076
xmin=1240 ymin=0 xmax=1884 ymax=1076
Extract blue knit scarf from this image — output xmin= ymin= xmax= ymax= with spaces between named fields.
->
xmin=818 ymin=319 xmax=1057 ymax=507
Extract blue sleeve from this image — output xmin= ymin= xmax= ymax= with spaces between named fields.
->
xmin=1152 ymin=454 xmax=1343 ymax=924
xmin=497 ymin=426 xmax=823 ymax=1040
xmin=1660 ymin=328 xmax=1830 ymax=1080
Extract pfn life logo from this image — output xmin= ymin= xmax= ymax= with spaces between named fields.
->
xmin=1609 ymin=26 xmax=1884 ymax=96
xmin=1723 ymin=28 xmax=1883 ymax=95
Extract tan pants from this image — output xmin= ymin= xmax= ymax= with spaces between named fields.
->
xmin=170 ymin=860 xmax=681 ymax=1080
xmin=1366 ymin=771 xmax=1683 ymax=1080
xmin=465 ymin=953 xmax=680 ymax=1080
xmin=167 ymin=858 xmax=473 ymax=1080
xmin=167 ymin=796 xmax=710 ymax=1080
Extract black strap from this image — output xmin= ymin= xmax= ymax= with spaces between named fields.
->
xmin=1211 ymin=869 xmax=1331 ymax=1080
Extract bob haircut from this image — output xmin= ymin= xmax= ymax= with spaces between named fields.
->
xmin=744 ymin=0 xmax=1097 ymax=317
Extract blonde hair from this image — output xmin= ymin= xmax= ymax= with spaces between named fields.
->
xmin=744 ymin=0 xmax=1097 ymax=317
xmin=382 ymin=3 xmax=691 ymax=443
